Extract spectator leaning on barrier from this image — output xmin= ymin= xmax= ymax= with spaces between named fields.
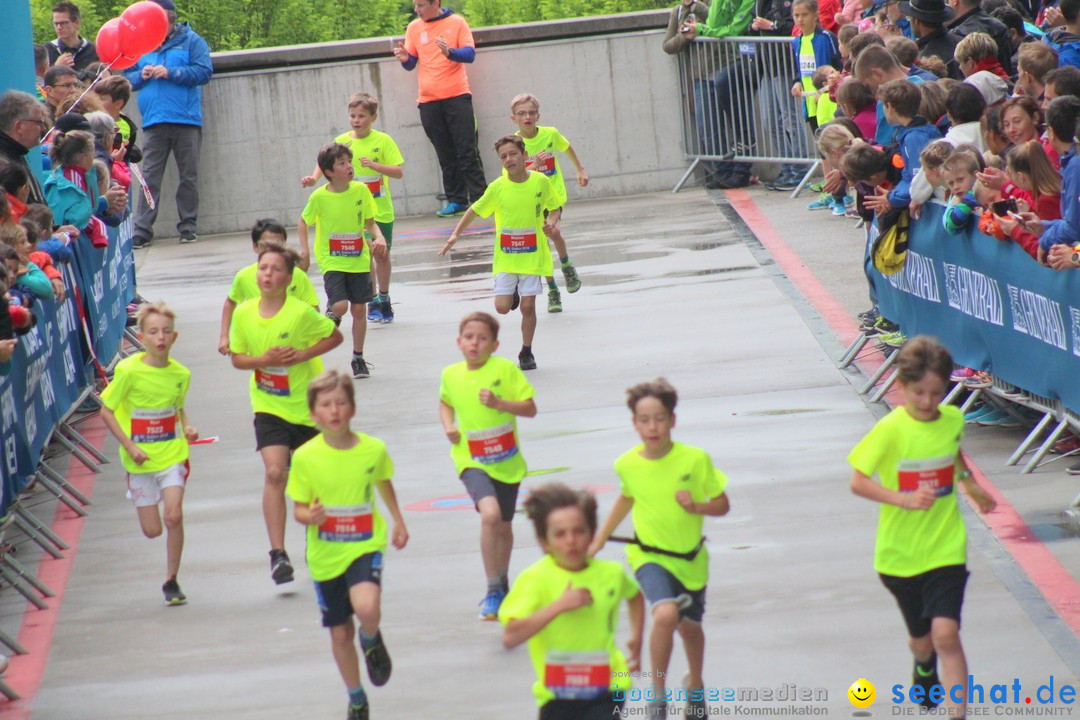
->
xmin=0 ymin=91 xmax=49 ymax=206
xmin=123 ymin=0 xmax=212 ymax=248
xmin=47 ymin=1 xmax=99 ymax=72
xmin=1022 ymin=96 xmax=1080 ymax=265
xmin=900 ymin=0 xmax=963 ymax=78
xmin=393 ymin=0 xmax=487 ymax=218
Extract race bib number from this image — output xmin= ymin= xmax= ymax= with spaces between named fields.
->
xmin=897 ymin=456 xmax=954 ymax=497
xmin=131 ymin=407 xmax=177 ymax=443
xmin=544 ymin=651 xmax=610 ymax=700
xmin=329 ymin=233 xmax=363 ymax=257
xmin=358 ymin=175 xmax=383 ymax=198
xmin=466 ymin=423 xmax=518 ymax=464
xmin=255 ymin=366 xmax=290 ymax=396
xmin=799 ymin=54 xmax=816 ymax=77
xmin=534 ymin=154 xmax=556 ymax=177
xmin=318 ymin=503 xmax=374 ymax=542
xmin=499 ymin=228 xmax=538 ymax=254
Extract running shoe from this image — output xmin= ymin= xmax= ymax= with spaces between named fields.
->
xmin=999 ymin=384 xmax=1027 ymax=399
xmin=976 ymin=409 xmax=1021 ymax=428
xmin=162 ymin=578 xmax=187 ymax=606
xmin=830 ymin=199 xmax=848 ymax=216
xmin=179 ymin=232 xmax=198 ymax=244
xmin=270 ymin=549 xmax=294 ymax=585
xmin=807 ymin=181 xmax=825 ymax=192
xmin=562 ymin=265 xmax=582 ymax=293
xmin=913 ymin=659 xmax=940 ymax=710
xmin=961 ymin=371 xmax=992 ymax=389
xmin=351 ymin=356 xmax=371 ymax=379
xmin=875 ymin=331 xmax=907 ymax=348
xmin=367 ymin=302 xmax=382 ymax=323
xmin=518 ymin=348 xmax=537 ymax=371
xmin=857 ymin=307 xmax=880 ymax=330
xmin=547 ymin=288 xmax=562 ymax=313
xmin=132 ymin=236 xmax=152 ymax=249
xmin=868 ymin=316 xmax=899 ymax=336
xmin=845 ymin=208 xmax=862 ymax=219
xmin=379 ymin=299 xmax=394 ymax=324
xmin=807 ymin=194 xmax=833 ymax=211
xmin=963 ymin=405 xmax=996 ymax=423
xmin=683 ymin=673 xmax=708 ymax=718
xmin=479 ymin=590 xmax=506 ymax=620
xmin=950 ymin=367 xmax=977 ymax=383
xmin=347 ymin=702 xmax=369 ymax=720
xmin=361 ymin=631 xmax=392 ymax=687
xmin=435 ymin=202 xmax=467 ymax=217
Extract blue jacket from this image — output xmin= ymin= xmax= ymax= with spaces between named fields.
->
xmin=1040 ymin=146 xmax=1080 ymax=251
xmin=789 ymin=29 xmax=841 ymax=118
xmin=888 ymin=117 xmax=941 ymax=208
xmin=43 ymin=169 xmax=94 ymax=229
xmin=1045 ymin=29 xmax=1080 ymax=70
xmin=124 ymin=23 xmax=212 ymax=128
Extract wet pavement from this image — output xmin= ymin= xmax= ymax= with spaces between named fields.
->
xmin=3 ymin=189 xmax=1078 ymax=719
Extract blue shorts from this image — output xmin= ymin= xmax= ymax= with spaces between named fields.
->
xmin=634 ymin=562 xmax=706 ymax=624
xmin=314 ymin=551 xmax=383 ymax=627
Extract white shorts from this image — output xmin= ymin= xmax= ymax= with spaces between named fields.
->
xmin=493 ymin=273 xmax=544 ymax=297
xmin=126 ymin=462 xmax=188 ymax=507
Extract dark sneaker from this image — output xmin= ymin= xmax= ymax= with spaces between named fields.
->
xmin=547 ymin=288 xmax=562 ymax=313
xmin=379 ymin=299 xmax=394 ymax=324
xmin=562 ymin=265 xmax=582 ymax=293
xmin=347 ymin=701 xmax=369 ymax=720
xmin=435 ymin=202 xmax=467 ymax=217
xmin=325 ymin=309 xmax=342 ymax=328
xmin=162 ymin=579 xmax=187 ymax=606
xmin=366 ymin=302 xmax=382 ymax=323
xmin=913 ymin=660 xmax=940 ymax=710
xmin=510 ymin=288 xmax=520 ymax=312
xmin=716 ymin=173 xmax=751 ymax=189
xmin=645 ymin=700 xmax=668 ymax=718
xmin=270 ymin=549 xmax=294 ymax=585
xmin=179 ymin=232 xmax=198 ymax=244
xmin=132 ymin=236 xmax=152 ymax=249
xmin=361 ymin=630 xmax=392 ymax=686
xmin=767 ymin=176 xmax=800 ymax=191
xmin=518 ymin=349 xmax=537 ymax=371
xmin=351 ymin=356 xmax=370 ymax=379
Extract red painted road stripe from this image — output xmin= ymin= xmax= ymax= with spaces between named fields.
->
xmin=2 ymin=420 xmax=104 ymax=718
xmin=725 ymin=188 xmax=1080 ymax=636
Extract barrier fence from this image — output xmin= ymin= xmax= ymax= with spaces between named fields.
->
xmin=0 ymin=215 xmax=135 ymax=698
xmin=674 ymin=36 xmax=821 ymax=192
xmin=845 ymin=203 xmax=1080 ymax=484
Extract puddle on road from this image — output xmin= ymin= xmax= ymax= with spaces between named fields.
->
xmin=738 ymin=408 xmax=823 ymax=417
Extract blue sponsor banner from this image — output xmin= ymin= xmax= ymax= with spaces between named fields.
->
xmin=870 ymin=203 xmax=1080 ymax=409
xmin=0 ymin=218 xmax=133 ymax=515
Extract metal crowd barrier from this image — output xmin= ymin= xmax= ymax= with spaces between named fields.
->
xmin=673 ymin=36 xmax=821 ymax=194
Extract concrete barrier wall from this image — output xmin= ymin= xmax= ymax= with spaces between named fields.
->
xmin=146 ymin=27 xmax=683 ymax=236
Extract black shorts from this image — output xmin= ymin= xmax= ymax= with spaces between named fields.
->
xmin=539 ymin=694 xmax=623 ymax=720
xmin=635 ymin=562 xmax=706 ymax=624
xmin=460 ymin=468 xmax=520 ymax=522
xmin=314 ymin=551 xmax=383 ymax=627
xmin=879 ymin=564 xmax=969 ymax=638
xmin=253 ymin=412 xmax=319 ymax=451
xmin=324 ymin=271 xmax=374 ymax=306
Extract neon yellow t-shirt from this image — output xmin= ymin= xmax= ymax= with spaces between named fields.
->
xmin=101 ymin=354 xmax=191 ymax=473
xmin=614 ymin=442 xmax=727 ymax=590
xmin=286 ymin=432 xmax=394 ymax=581
xmin=471 ymin=172 xmax=558 ymax=277
xmin=439 ymin=356 xmax=534 ymax=484
xmin=228 ymin=263 xmax=319 ymax=307
xmin=848 ymin=405 xmax=966 ymax=577
xmin=799 ymin=36 xmax=819 ymax=119
xmin=499 ymin=555 xmax=639 ymax=707
xmin=334 ymin=129 xmax=404 ymax=224
xmin=300 ymin=182 xmax=378 ymax=274
xmin=228 ymin=296 xmax=335 ymax=427
xmin=510 ymin=127 xmax=572 ymax=208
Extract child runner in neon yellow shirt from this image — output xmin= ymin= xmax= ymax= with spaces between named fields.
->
xmin=287 ymin=369 xmax=408 ymax=720
xmin=299 ymin=143 xmax=388 ymax=379
xmin=101 ymin=302 xmax=198 ymax=606
xmin=439 ymin=311 xmax=537 ymax=620
xmin=849 ymin=336 xmax=995 ymax=717
xmin=229 ymin=245 xmax=343 ymax=587
xmin=501 ymin=483 xmax=644 ymax=720
xmin=301 ymin=93 xmax=404 ymax=325
xmin=439 ymin=135 xmax=560 ymax=371
xmin=217 ymin=218 xmax=319 ymax=356
xmin=508 ymin=93 xmax=588 ymax=315
xmin=590 ymin=378 xmax=730 ymax=719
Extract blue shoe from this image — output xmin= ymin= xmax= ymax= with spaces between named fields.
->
xmin=964 ymin=405 xmax=996 ymax=423
xmin=831 ymin=199 xmax=848 ymax=216
xmin=436 ymin=202 xmax=467 ymax=218
xmin=975 ymin=409 xmax=1015 ymax=427
xmin=379 ymin=298 xmax=394 ymax=324
xmin=367 ymin=301 xmax=382 ymax=323
xmin=807 ymin=194 xmax=832 ymax=211
xmin=479 ymin=590 xmax=505 ymax=620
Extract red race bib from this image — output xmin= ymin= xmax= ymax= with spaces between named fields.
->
xmin=328 ymin=233 xmax=363 ymax=257
xmin=358 ymin=175 xmax=383 ymax=198
xmin=467 ymin=423 xmax=518 ymax=464
xmin=544 ymin=651 xmax=610 ymax=701
xmin=318 ymin=504 xmax=374 ymax=542
xmin=131 ymin=407 xmax=177 ymax=443
xmin=897 ymin=456 xmax=954 ymax=497
xmin=255 ymin=366 xmax=290 ymax=396
xmin=499 ymin=228 xmax=538 ymax=254
xmin=535 ymin=154 xmax=556 ymax=177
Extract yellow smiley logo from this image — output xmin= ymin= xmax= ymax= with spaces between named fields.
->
xmin=848 ymin=678 xmax=876 ymax=708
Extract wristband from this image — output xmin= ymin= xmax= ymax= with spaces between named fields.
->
xmin=956 ymin=470 xmax=972 ymax=481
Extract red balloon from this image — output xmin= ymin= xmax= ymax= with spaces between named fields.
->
xmin=111 ymin=54 xmax=139 ymax=71
xmin=118 ymin=1 xmax=170 ymax=58
xmin=95 ymin=18 xmax=124 ymax=65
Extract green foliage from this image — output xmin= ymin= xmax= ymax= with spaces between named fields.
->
xmin=30 ymin=0 xmax=662 ymax=51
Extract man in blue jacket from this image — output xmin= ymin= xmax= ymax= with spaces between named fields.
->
xmin=124 ymin=0 xmax=212 ymax=248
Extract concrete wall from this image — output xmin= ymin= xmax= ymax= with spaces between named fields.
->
xmin=146 ymin=25 xmax=684 ymax=236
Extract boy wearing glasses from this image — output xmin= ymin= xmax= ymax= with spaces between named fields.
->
xmin=42 ymin=66 xmax=80 ymax=124
xmin=508 ymin=93 xmax=588 ymax=315
xmin=47 ymin=1 xmax=99 ymax=71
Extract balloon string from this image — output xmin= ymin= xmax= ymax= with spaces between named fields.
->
xmin=42 ymin=60 xmax=116 ymax=145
